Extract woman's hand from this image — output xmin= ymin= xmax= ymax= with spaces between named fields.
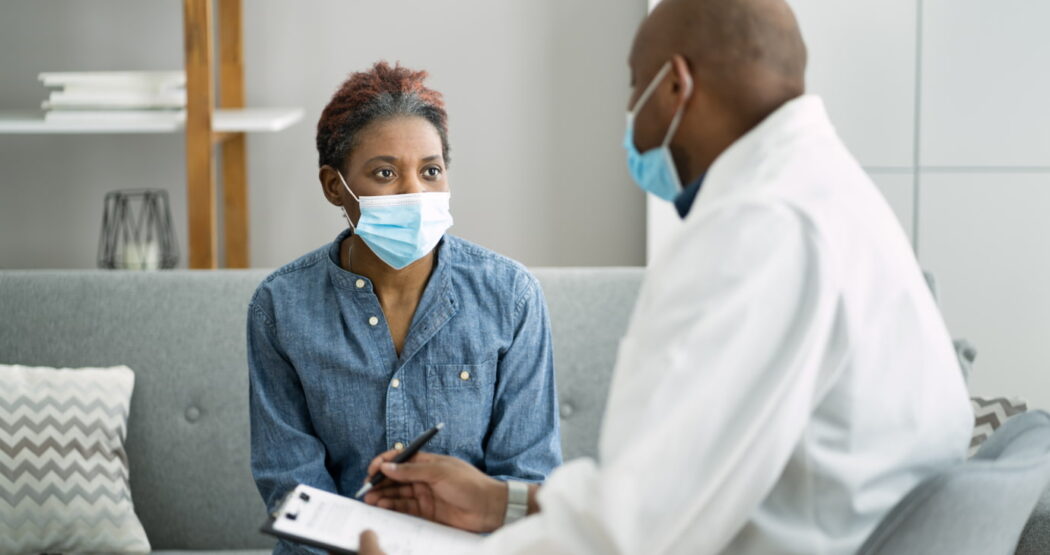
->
xmin=362 ymin=450 xmax=508 ymax=533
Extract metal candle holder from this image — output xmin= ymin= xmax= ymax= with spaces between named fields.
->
xmin=98 ymin=189 xmax=179 ymax=270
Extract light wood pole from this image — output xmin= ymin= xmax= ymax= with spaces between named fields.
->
xmin=182 ymin=0 xmax=217 ymax=268
xmin=182 ymin=0 xmax=249 ymax=268
xmin=218 ymin=0 xmax=249 ymax=268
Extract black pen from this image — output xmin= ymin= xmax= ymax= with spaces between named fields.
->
xmin=354 ymin=422 xmax=444 ymax=499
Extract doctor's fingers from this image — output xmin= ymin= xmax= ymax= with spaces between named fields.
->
xmin=364 ymin=448 xmax=403 ymax=480
xmin=358 ymin=530 xmax=386 ymax=555
xmin=376 ymin=457 xmax=456 ymax=487
xmin=365 ymin=450 xmax=444 ymax=480
xmin=376 ymin=496 xmax=425 ymax=518
xmin=363 ymin=482 xmax=416 ymax=504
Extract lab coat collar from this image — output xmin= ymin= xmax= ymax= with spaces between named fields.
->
xmin=696 ymin=94 xmax=833 ymax=207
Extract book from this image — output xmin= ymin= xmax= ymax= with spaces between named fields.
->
xmin=46 ymin=89 xmax=186 ymax=109
xmin=38 ymin=71 xmax=185 ymax=90
xmin=43 ymin=110 xmax=185 ymax=123
xmin=261 ymin=484 xmax=483 ymax=555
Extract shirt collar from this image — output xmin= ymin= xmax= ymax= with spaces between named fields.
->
xmin=674 ymin=173 xmax=706 ymax=219
xmin=325 ymin=228 xmax=451 ymax=293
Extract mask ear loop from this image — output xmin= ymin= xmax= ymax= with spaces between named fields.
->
xmin=336 ymin=170 xmax=360 ymax=231
xmin=629 ymin=61 xmax=672 ymax=116
xmin=661 ymin=65 xmax=694 ymax=148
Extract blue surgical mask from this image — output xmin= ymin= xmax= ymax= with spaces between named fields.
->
xmin=624 ymin=61 xmax=692 ymax=202
xmin=337 ymin=172 xmax=454 ymax=270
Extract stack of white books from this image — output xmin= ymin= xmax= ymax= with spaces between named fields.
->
xmin=39 ymin=71 xmax=186 ymax=123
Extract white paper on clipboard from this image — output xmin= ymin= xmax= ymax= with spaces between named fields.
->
xmin=272 ymin=484 xmax=483 ymax=554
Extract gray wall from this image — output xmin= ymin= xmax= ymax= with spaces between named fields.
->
xmin=0 ymin=0 xmax=647 ymax=269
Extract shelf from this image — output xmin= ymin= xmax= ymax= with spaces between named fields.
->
xmin=212 ymin=107 xmax=304 ymax=132
xmin=0 ymin=107 xmax=304 ymax=134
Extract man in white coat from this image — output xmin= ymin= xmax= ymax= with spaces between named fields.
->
xmin=356 ymin=0 xmax=974 ymax=553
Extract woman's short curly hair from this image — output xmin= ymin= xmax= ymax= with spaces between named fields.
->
xmin=316 ymin=61 xmax=450 ymax=171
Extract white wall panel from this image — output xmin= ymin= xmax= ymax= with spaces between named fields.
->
xmin=919 ymin=172 xmax=1050 ymax=409
xmin=921 ymin=0 xmax=1050 ymax=167
xmin=789 ymin=0 xmax=918 ymax=168
xmin=870 ymin=172 xmax=915 ymax=242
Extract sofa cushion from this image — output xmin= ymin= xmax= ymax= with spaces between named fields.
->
xmin=0 ymin=364 xmax=150 ymax=553
xmin=970 ymin=396 xmax=1028 ymax=457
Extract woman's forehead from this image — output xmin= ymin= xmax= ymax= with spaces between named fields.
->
xmin=352 ymin=117 xmax=443 ymax=162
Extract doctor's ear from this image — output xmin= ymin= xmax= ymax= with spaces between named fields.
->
xmin=319 ymin=165 xmax=347 ymax=207
xmin=669 ymin=55 xmax=695 ymax=105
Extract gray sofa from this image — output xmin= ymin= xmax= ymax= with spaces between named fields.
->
xmin=0 ymin=269 xmax=1046 ymax=553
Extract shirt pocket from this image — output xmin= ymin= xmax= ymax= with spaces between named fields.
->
xmin=425 ymin=360 xmax=496 ymax=452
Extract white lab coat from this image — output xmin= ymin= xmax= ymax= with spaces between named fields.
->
xmin=479 ymin=95 xmax=973 ymax=554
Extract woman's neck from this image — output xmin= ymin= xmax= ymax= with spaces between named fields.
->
xmin=342 ymin=234 xmax=435 ymax=302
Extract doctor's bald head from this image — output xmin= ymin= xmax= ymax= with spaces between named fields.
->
xmin=626 ymin=0 xmax=807 ymax=183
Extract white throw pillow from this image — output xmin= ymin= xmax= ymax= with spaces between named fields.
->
xmin=0 ymin=364 xmax=150 ymax=553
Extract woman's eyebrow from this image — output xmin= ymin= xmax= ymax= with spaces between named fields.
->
xmin=421 ymin=154 xmax=442 ymax=163
xmin=364 ymin=155 xmax=398 ymax=165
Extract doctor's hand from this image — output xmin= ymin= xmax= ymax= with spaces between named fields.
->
xmin=362 ymin=450 xmax=508 ymax=533
xmin=355 ymin=530 xmax=386 ymax=555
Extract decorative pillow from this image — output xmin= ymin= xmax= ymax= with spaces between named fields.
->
xmin=0 ymin=364 xmax=150 ymax=553
xmin=969 ymin=395 xmax=1028 ymax=457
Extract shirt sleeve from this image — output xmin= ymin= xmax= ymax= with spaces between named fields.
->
xmin=482 ymin=274 xmax=563 ymax=482
xmin=479 ymin=202 xmax=838 ymax=554
xmin=247 ymin=292 xmax=339 ymax=555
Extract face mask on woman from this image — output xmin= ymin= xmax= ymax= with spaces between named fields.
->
xmin=337 ymin=171 xmax=454 ymax=270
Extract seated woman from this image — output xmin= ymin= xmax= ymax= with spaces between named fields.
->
xmin=247 ymin=62 xmax=562 ymax=551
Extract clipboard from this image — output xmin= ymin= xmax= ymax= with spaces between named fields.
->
xmin=260 ymin=487 xmax=357 ymax=554
xmin=261 ymin=517 xmax=358 ymax=555
xmin=259 ymin=484 xmax=483 ymax=555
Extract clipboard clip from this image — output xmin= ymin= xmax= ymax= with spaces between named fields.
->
xmin=271 ymin=487 xmax=312 ymax=520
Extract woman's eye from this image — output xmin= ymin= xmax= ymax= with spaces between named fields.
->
xmin=374 ymin=168 xmax=395 ymax=179
xmin=423 ymin=166 xmax=443 ymax=178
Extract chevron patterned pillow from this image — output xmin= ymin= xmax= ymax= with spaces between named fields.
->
xmin=969 ymin=395 xmax=1028 ymax=457
xmin=0 ymin=364 xmax=150 ymax=553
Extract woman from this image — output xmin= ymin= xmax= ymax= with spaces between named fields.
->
xmin=247 ymin=62 xmax=562 ymax=550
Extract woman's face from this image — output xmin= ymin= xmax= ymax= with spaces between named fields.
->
xmin=330 ymin=116 xmax=448 ymax=225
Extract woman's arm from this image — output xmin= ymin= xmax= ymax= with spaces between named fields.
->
xmin=247 ymin=294 xmax=339 ymax=516
xmin=483 ymin=274 xmax=563 ymax=482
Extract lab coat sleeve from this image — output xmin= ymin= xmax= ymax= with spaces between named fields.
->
xmin=479 ymin=201 xmax=838 ymax=554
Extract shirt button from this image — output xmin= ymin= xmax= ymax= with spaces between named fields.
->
xmin=459 ymin=370 xmax=471 ymax=381
xmin=391 ymin=378 xmax=400 ymax=389
xmin=355 ymin=279 xmax=365 ymax=289
xmin=368 ymin=316 xmax=379 ymax=326
xmin=394 ymin=442 xmax=405 ymax=450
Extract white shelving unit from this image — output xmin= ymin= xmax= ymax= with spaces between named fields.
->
xmin=0 ymin=108 xmax=303 ymax=134
xmin=0 ymin=0 xmax=300 ymax=268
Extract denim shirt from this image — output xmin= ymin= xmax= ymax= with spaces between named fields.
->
xmin=247 ymin=230 xmax=562 ymax=534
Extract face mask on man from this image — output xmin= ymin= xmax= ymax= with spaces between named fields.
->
xmin=337 ymin=171 xmax=454 ymax=270
xmin=623 ymin=61 xmax=693 ymax=202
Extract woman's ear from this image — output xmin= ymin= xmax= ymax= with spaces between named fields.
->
xmin=319 ymin=165 xmax=344 ymax=207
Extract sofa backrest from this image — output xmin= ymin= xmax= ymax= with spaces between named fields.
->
xmin=0 ymin=267 xmax=643 ymax=549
